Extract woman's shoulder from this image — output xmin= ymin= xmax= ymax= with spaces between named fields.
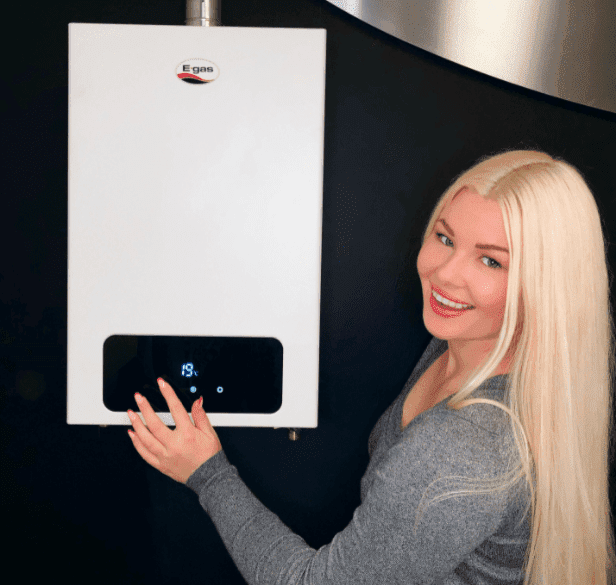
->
xmin=397 ymin=378 xmax=515 ymax=466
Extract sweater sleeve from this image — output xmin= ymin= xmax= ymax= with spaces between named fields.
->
xmin=185 ymin=412 xmax=512 ymax=585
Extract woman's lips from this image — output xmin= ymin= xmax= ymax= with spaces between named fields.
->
xmin=429 ymin=290 xmax=473 ymax=316
xmin=431 ymin=284 xmax=472 ymax=307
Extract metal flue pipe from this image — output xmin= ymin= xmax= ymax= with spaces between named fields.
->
xmin=186 ymin=0 xmax=221 ymax=26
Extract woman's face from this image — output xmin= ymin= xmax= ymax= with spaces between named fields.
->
xmin=417 ymin=187 xmax=510 ymax=343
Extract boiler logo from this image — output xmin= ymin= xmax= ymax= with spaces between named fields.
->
xmin=176 ymin=59 xmax=220 ymax=85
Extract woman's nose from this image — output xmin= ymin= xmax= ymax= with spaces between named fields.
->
xmin=434 ymin=253 xmax=468 ymax=281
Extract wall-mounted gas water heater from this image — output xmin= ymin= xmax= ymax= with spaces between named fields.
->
xmin=67 ymin=0 xmax=326 ymax=438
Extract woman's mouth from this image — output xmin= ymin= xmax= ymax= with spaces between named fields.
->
xmin=430 ymin=287 xmax=474 ymax=316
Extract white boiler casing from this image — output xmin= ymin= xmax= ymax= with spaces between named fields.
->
xmin=67 ymin=23 xmax=326 ymax=428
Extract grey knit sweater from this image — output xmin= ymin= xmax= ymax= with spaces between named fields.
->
xmin=186 ymin=336 xmax=531 ymax=584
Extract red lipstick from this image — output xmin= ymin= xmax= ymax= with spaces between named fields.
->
xmin=431 ymin=284 xmax=471 ymax=306
xmin=429 ymin=285 xmax=474 ymax=318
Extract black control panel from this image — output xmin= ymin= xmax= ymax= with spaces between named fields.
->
xmin=103 ymin=335 xmax=283 ymax=415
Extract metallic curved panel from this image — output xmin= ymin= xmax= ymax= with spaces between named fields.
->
xmin=326 ymin=0 xmax=616 ymax=115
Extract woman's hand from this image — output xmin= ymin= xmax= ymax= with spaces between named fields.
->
xmin=127 ymin=378 xmax=222 ymax=484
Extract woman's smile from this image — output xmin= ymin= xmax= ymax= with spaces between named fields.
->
xmin=429 ymin=288 xmax=474 ymax=317
xmin=431 ymin=285 xmax=474 ymax=309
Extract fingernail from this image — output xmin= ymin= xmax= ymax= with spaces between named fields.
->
xmin=135 ymin=393 xmax=143 ymax=403
xmin=199 ymin=397 xmax=203 ymax=408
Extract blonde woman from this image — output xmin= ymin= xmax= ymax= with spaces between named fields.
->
xmin=128 ymin=149 xmax=616 ymax=585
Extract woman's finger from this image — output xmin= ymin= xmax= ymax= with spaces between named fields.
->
xmin=156 ymin=378 xmax=193 ymax=430
xmin=128 ymin=406 xmax=167 ymax=455
xmin=192 ymin=399 xmax=219 ymax=437
xmin=128 ymin=426 xmax=162 ymax=470
xmin=134 ymin=393 xmax=173 ymax=444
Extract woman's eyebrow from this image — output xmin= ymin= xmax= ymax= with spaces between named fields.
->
xmin=438 ymin=219 xmax=510 ymax=254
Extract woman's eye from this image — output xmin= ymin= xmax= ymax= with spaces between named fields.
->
xmin=436 ymin=233 xmax=501 ymax=269
xmin=437 ymin=233 xmax=452 ymax=247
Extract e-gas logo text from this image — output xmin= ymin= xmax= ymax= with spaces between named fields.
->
xmin=176 ymin=59 xmax=220 ymax=84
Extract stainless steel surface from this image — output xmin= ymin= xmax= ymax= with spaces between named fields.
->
xmin=326 ymin=0 xmax=616 ymax=115
xmin=186 ymin=0 xmax=221 ymax=26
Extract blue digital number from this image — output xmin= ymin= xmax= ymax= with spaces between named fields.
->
xmin=181 ymin=362 xmax=199 ymax=378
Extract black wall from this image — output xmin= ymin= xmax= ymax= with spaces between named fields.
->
xmin=2 ymin=1 xmax=615 ymax=583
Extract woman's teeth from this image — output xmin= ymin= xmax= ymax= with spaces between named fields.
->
xmin=432 ymin=290 xmax=472 ymax=310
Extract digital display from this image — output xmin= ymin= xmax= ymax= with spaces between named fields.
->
xmin=103 ymin=335 xmax=283 ymax=416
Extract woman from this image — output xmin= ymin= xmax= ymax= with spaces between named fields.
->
xmin=127 ymin=149 xmax=616 ymax=585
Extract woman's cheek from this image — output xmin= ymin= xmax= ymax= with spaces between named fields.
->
xmin=475 ymin=279 xmax=508 ymax=314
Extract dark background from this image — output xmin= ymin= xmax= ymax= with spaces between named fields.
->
xmin=2 ymin=1 xmax=615 ymax=583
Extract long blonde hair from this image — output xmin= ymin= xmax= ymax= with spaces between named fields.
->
xmin=413 ymin=149 xmax=616 ymax=585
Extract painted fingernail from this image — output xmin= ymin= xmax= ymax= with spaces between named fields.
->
xmin=135 ymin=393 xmax=143 ymax=403
xmin=128 ymin=410 xmax=135 ymax=420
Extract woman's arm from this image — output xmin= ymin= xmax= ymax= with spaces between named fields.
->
xmin=186 ymin=416 xmax=516 ymax=585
